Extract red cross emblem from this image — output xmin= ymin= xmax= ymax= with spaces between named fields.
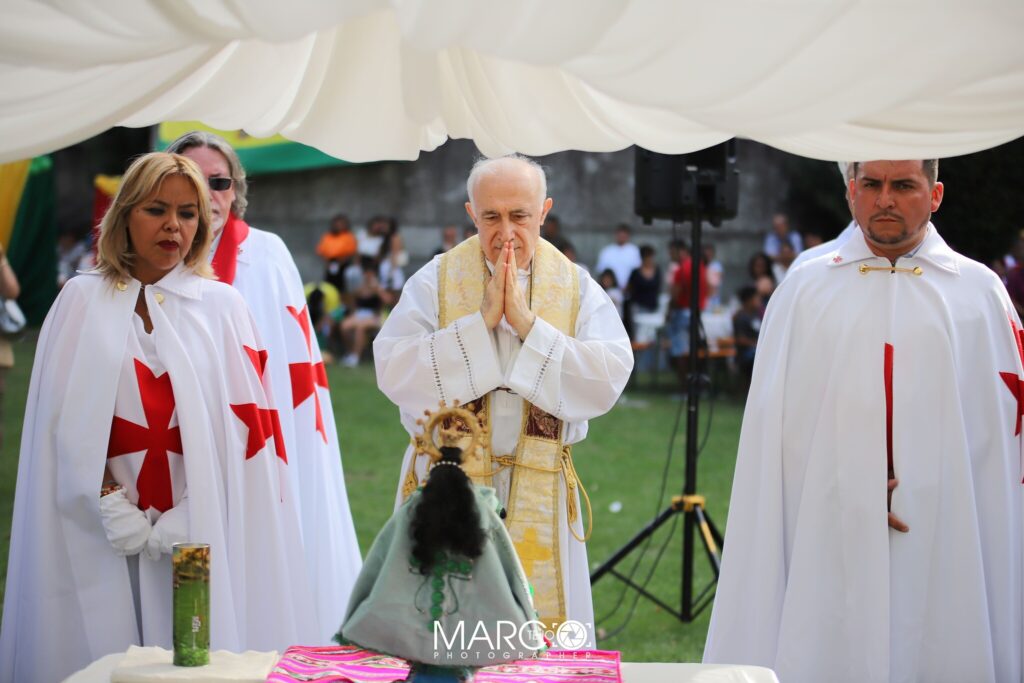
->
xmin=244 ymin=345 xmax=269 ymax=379
xmin=231 ymin=403 xmax=286 ymax=462
xmin=231 ymin=345 xmax=287 ymax=463
xmin=107 ymin=359 xmax=183 ymax=513
xmin=287 ymin=305 xmax=328 ymax=443
xmin=999 ymin=315 xmax=1024 ymax=438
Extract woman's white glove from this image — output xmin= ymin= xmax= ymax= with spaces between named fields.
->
xmin=144 ymin=501 xmax=190 ymax=561
xmin=98 ymin=488 xmax=151 ymax=556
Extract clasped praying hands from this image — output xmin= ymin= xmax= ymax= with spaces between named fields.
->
xmin=482 ymin=240 xmax=536 ymax=339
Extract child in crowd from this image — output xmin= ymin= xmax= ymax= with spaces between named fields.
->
xmin=732 ymin=285 xmax=763 ymax=380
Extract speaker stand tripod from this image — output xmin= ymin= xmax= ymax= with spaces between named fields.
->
xmin=590 ymin=211 xmax=723 ymax=622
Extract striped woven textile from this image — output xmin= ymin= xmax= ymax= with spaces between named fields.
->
xmin=268 ymin=646 xmax=621 ymax=683
xmin=267 ymin=645 xmax=410 ymax=681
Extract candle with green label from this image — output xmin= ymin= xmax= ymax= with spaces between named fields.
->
xmin=172 ymin=543 xmax=210 ymax=666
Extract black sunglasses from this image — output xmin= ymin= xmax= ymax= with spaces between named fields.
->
xmin=208 ymin=176 xmax=233 ymax=192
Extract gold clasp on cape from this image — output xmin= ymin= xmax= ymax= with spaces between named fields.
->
xmin=858 ymin=263 xmax=923 ymax=276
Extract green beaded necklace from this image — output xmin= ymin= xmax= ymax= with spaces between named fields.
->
xmin=411 ymin=551 xmax=474 ymax=630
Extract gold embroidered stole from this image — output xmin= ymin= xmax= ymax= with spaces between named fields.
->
xmin=436 ymin=235 xmax=579 ymax=626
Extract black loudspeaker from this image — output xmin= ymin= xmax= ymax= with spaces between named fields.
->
xmin=634 ymin=140 xmax=739 ymax=226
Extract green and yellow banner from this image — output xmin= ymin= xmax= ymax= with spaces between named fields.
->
xmin=0 ymin=155 xmax=57 ymax=324
xmin=157 ymin=122 xmax=349 ymax=175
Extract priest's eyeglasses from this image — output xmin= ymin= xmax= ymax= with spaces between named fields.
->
xmin=208 ymin=176 xmax=233 ymax=192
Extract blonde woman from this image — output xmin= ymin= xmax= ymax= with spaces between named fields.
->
xmin=0 ymin=153 xmax=316 ymax=683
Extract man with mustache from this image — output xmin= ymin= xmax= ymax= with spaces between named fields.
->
xmin=705 ymin=160 xmax=1024 ymax=682
xmin=165 ymin=132 xmax=362 ymax=642
xmin=373 ymin=155 xmax=632 ymax=642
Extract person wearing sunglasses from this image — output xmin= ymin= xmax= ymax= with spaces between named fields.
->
xmin=166 ymin=131 xmax=362 ymax=643
xmin=0 ymin=153 xmax=318 ymax=682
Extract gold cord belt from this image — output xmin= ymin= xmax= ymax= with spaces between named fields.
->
xmin=489 ymin=447 xmax=593 ymax=543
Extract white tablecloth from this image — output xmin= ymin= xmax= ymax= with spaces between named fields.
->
xmin=621 ymin=662 xmax=778 ymax=682
xmin=64 ymin=649 xmax=275 ymax=683
xmin=65 ymin=651 xmax=779 ymax=683
xmin=702 ymin=311 xmax=734 ymax=350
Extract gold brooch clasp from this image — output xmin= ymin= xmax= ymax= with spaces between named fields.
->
xmin=858 ymin=263 xmax=923 ymax=276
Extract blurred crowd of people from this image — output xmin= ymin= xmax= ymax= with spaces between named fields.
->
xmin=576 ymin=212 xmax=836 ymax=391
xmin=299 ymin=209 xmax=822 ymax=383
xmin=308 ymin=215 xmax=485 ymax=368
xmin=309 ymin=213 xmax=412 ymax=366
xmin=992 ymin=231 xmax=1024 ymax=320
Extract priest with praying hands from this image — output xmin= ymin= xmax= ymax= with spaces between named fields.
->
xmin=373 ymin=155 xmax=633 ymax=644
xmin=704 ymin=160 xmax=1024 ymax=683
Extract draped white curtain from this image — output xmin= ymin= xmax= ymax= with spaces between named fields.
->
xmin=2 ymin=0 xmax=1023 ymax=163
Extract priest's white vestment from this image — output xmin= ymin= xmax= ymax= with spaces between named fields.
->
xmin=0 ymin=266 xmax=318 ymax=683
xmin=217 ymin=216 xmax=362 ymax=641
xmin=373 ymin=245 xmax=633 ymax=641
xmin=704 ymin=226 xmax=1024 ymax=683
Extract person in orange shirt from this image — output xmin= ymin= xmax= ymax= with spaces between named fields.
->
xmin=317 ymin=213 xmax=358 ymax=292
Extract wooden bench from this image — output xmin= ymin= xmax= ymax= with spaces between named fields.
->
xmin=629 ymin=336 xmax=736 ymax=390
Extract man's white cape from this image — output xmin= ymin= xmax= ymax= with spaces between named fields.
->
xmin=232 ymin=226 xmax=362 ymax=641
xmin=705 ymin=226 xmax=1024 ymax=683
xmin=0 ymin=267 xmax=317 ymax=683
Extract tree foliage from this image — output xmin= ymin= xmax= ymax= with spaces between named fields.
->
xmin=932 ymin=137 xmax=1024 ymax=265
xmin=780 ymin=156 xmax=850 ymax=241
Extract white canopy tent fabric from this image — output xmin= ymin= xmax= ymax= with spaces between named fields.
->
xmin=2 ymin=0 xmax=1023 ymax=163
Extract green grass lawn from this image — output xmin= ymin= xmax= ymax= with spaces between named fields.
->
xmin=0 ymin=333 xmax=34 ymax=612
xmin=0 ymin=334 xmax=745 ymax=663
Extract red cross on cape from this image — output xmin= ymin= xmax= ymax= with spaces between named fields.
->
xmin=244 ymin=345 xmax=269 ymax=379
xmin=106 ymin=359 xmax=183 ymax=513
xmin=999 ymin=315 xmax=1024 ymax=439
xmin=231 ymin=403 xmax=287 ymax=462
xmin=884 ymin=343 xmax=895 ymax=479
xmin=287 ymin=304 xmax=328 ymax=443
xmin=231 ymin=344 xmax=287 ymax=463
